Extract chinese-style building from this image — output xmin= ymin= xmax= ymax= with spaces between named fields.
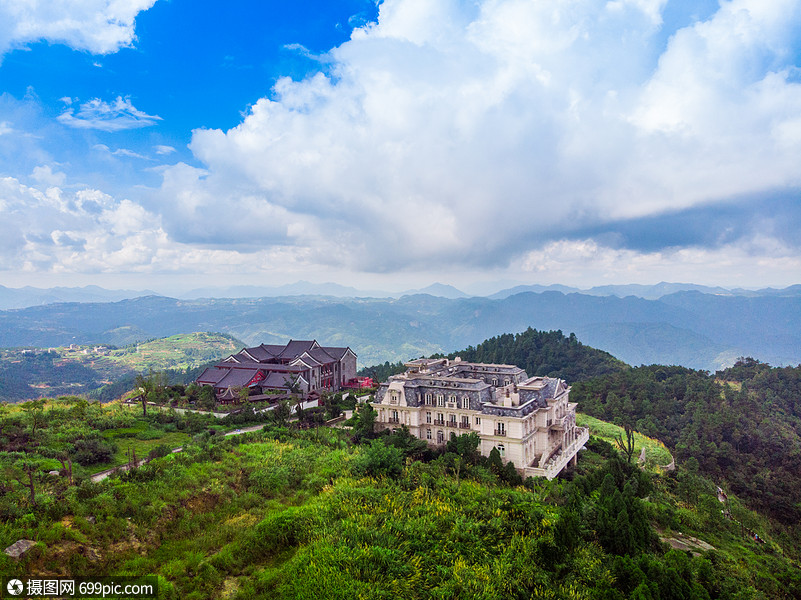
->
xmin=196 ymin=340 xmax=357 ymax=401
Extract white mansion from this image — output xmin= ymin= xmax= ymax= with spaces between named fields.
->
xmin=374 ymin=357 xmax=589 ymax=479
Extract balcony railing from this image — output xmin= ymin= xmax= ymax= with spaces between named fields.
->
xmin=459 ymin=422 xmax=471 ymax=429
xmin=494 ymin=429 xmax=507 ymax=437
xmin=433 ymin=419 xmax=445 ymax=426
xmin=388 ymin=416 xmax=400 ymax=424
xmin=447 ymin=420 xmax=458 ymax=428
xmin=524 ymin=427 xmax=589 ymax=480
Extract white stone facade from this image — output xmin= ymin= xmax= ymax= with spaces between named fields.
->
xmin=374 ymin=358 xmax=589 ymax=479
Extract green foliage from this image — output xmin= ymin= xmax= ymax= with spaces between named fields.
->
xmin=350 ymin=402 xmax=377 ymax=442
xmin=573 ymin=360 xmax=801 ymax=527
xmin=357 ymin=360 xmax=407 ymax=383
xmin=440 ymin=327 xmax=626 ymax=382
xmin=0 ymin=398 xmax=798 ymax=600
xmin=352 ymin=438 xmax=403 ymax=479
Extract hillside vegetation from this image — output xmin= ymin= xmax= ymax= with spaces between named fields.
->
xmin=0 ymin=333 xmax=241 ymax=403
xmin=436 ymin=333 xmax=801 ymax=551
xmin=1 ymin=398 xmax=799 ymax=599
xmin=439 ymin=328 xmax=626 ymax=382
xmin=573 ymin=360 xmax=801 ymax=533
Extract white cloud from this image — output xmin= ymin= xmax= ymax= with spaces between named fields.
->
xmin=514 ymin=236 xmax=801 ymax=288
xmin=154 ymin=144 xmax=175 ymax=155
xmin=0 ymin=0 xmax=157 ymax=60
xmin=112 ymin=147 xmax=151 ymax=160
xmin=0 ymin=175 xmax=289 ymax=276
xmin=149 ymin=0 xmax=800 ymax=279
xmin=58 ymin=96 xmax=161 ymax=132
xmin=31 ymin=164 xmax=66 ymax=186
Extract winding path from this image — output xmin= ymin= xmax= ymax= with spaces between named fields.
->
xmin=89 ymin=424 xmax=267 ymax=483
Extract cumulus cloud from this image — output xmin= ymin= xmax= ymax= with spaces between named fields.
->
xmin=31 ymin=165 xmax=67 ymax=186
xmin=58 ymin=96 xmax=161 ymax=132
xmin=0 ymin=175 xmax=283 ymax=276
xmin=0 ymin=0 xmax=157 ymax=60
xmin=514 ymin=235 xmax=801 ymax=288
xmin=149 ymin=0 xmax=800 ymax=277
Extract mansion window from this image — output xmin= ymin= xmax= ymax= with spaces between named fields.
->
xmin=448 ymin=395 xmax=456 ymax=404
xmin=437 ymin=395 xmax=445 ymax=407
xmin=426 ymin=429 xmax=432 ymax=440
xmin=492 ymin=378 xmax=498 ymax=386
xmin=475 ymin=417 xmax=481 ymax=425
xmin=498 ymin=444 xmax=505 ymax=457
xmin=425 ymin=393 xmax=433 ymax=405
xmin=437 ymin=431 xmax=445 ymax=444
xmin=462 ymin=397 xmax=470 ymax=410
xmin=426 ymin=412 xmax=432 ymax=424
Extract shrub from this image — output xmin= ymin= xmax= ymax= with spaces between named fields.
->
xmin=352 ymin=439 xmax=403 ymax=479
xmin=72 ymin=438 xmax=115 ymax=466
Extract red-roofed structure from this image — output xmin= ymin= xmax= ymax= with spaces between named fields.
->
xmin=196 ymin=340 xmax=357 ymax=401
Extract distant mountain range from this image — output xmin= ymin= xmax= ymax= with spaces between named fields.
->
xmin=3 ymin=281 xmax=799 ymax=310
xmin=0 ymin=289 xmax=798 ymax=371
xmin=487 ymin=282 xmax=801 ymax=300
xmin=0 ymin=285 xmax=162 ymax=310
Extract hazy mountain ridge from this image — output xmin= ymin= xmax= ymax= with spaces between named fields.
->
xmin=1 ymin=289 xmax=799 ymax=370
xmin=0 ymin=284 xmax=162 ymax=310
xmin=2 ymin=281 xmax=799 ymax=310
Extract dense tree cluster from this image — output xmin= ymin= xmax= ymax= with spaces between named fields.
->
xmin=573 ymin=360 xmax=801 ymax=529
xmin=439 ymin=328 xmax=626 ymax=382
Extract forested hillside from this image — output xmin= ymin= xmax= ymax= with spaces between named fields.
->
xmin=572 ymin=360 xmax=801 ymax=532
xmin=1 ymin=399 xmax=798 ymax=599
xmin=439 ymin=327 xmax=626 ymax=382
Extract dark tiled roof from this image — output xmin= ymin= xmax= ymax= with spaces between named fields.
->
xmin=197 ymin=367 xmax=228 ymax=385
xmin=219 ymin=387 xmax=239 ymax=400
xmin=216 ymin=368 xmax=261 ymax=389
xmin=278 ymin=340 xmax=319 ymax=359
xmin=241 ymin=344 xmax=280 ymax=362
xmin=217 ymin=358 xmax=304 ymax=373
xmin=262 ymin=371 xmax=299 ymax=388
xmin=322 ymin=346 xmax=352 ymax=359
xmin=290 ymin=352 xmax=322 ymax=367
xmin=309 ymin=348 xmax=337 ymax=363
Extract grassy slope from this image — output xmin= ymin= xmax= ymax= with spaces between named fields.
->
xmin=577 ymin=413 xmax=673 ymax=472
xmin=100 ymin=332 xmax=242 ymax=373
xmin=0 ymin=333 xmax=242 ymax=402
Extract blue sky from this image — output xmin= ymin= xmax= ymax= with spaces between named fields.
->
xmin=0 ymin=0 xmax=799 ymax=294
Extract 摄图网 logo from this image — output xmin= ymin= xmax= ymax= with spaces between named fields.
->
xmin=7 ymin=579 xmax=24 ymax=596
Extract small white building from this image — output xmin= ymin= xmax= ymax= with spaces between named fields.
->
xmin=374 ymin=358 xmax=589 ymax=479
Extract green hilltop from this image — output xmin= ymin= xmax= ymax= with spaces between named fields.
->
xmin=0 ymin=332 xmax=243 ymax=403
